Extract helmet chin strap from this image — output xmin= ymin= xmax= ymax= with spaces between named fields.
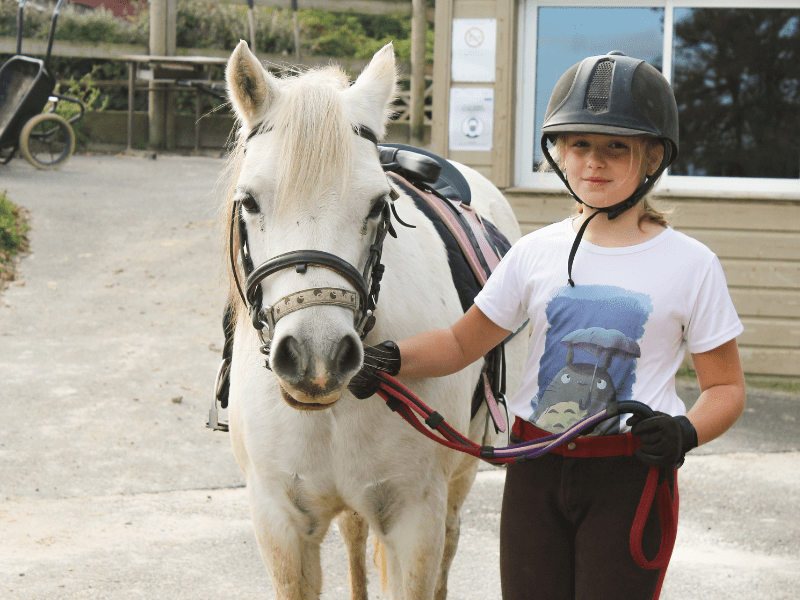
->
xmin=540 ymin=136 xmax=672 ymax=286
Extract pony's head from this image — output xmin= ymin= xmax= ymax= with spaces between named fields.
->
xmin=224 ymin=41 xmax=397 ymax=410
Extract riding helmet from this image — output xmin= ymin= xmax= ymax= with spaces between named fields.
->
xmin=541 ymin=51 xmax=679 ymax=174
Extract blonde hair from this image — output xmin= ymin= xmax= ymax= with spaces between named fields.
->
xmin=541 ymin=135 xmax=672 ymax=228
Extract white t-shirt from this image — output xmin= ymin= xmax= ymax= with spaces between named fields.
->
xmin=474 ymin=218 xmax=743 ymax=435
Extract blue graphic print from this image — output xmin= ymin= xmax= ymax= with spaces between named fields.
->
xmin=530 ymin=285 xmax=653 ymax=435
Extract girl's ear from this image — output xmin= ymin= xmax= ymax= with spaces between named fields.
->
xmin=552 ymin=136 xmax=565 ymax=170
xmin=647 ymin=140 xmax=666 ymax=176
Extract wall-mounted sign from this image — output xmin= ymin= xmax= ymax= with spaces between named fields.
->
xmin=451 ymin=18 xmax=497 ymax=83
xmin=449 ymin=87 xmax=494 ymax=151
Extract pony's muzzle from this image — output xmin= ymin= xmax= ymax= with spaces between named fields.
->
xmin=271 ymin=330 xmax=362 ymax=407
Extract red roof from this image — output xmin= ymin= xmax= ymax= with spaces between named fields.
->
xmin=69 ymin=0 xmax=147 ymax=19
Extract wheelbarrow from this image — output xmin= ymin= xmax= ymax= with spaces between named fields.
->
xmin=0 ymin=0 xmax=85 ymax=169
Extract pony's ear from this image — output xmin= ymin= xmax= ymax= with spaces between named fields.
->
xmin=343 ymin=43 xmax=398 ymax=139
xmin=226 ymin=40 xmax=279 ymax=130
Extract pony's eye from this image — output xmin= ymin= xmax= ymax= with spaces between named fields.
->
xmin=240 ymin=194 xmax=259 ymax=214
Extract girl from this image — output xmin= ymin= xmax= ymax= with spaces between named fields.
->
xmin=349 ymin=52 xmax=746 ymax=600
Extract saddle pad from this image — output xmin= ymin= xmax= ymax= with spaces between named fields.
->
xmin=388 ymin=172 xmax=511 ymax=313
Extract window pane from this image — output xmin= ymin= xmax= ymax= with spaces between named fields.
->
xmin=534 ymin=7 xmax=665 ymax=168
xmin=672 ymin=8 xmax=800 ymax=179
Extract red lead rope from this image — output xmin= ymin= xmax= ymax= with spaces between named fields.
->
xmin=630 ymin=466 xmax=680 ymax=597
xmin=377 ymin=375 xmax=489 ymax=458
xmin=375 ymin=373 xmax=679 ymax=580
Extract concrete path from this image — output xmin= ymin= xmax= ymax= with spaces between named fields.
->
xmin=1 ymin=155 xmax=799 ymax=599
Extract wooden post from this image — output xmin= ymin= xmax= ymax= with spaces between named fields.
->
xmin=148 ymin=0 xmax=165 ymax=150
xmin=409 ymin=0 xmax=426 ymax=145
xmin=148 ymin=0 xmax=176 ymax=151
xmin=430 ymin=0 xmax=453 ymax=156
xmin=492 ymin=0 xmax=516 ymax=188
xmin=165 ymin=0 xmax=177 ymax=150
xmin=127 ymin=60 xmax=135 ymax=150
xmin=292 ymin=0 xmax=301 ymax=61
xmin=247 ymin=0 xmax=256 ymax=50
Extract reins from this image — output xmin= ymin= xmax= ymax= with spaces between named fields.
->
xmin=375 ymin=372 xmax=653 ymax=463
xmin=375 ymin=372 xmax=678 ymax=575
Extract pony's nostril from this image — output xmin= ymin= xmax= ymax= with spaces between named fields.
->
xmin=272 ymin=335 xmax=306 ymax=383
xmin=333 ymin=334 xmax=361 ymax=377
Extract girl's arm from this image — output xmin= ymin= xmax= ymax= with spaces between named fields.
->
xmin=397 ymin=304 xmax=512 ymax=378
xmin=687 ymin=338 xmax=746 ymax=445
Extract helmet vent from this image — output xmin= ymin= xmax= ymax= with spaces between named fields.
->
xmin=585 ymin=60 xmax=613 ymax=113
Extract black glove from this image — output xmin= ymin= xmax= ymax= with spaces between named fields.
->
xmin=347 ymin=341 xmax=401 ymax=399
xmin=627 ymin=412 xmax=698 ymax=468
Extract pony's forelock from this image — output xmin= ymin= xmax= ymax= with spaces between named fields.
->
xmin=269 ymin=67 xmax=353 ymax=214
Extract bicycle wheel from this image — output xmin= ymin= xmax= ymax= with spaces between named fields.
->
xmin=19 ymin=113 xmax=75 ymax=169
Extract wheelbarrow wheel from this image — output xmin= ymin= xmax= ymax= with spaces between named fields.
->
xmin=19 ymin=113 xmax=75 ymax=169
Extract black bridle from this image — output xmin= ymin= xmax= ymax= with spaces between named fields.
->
xmin=228 ymin=124 xmax=397 ymax=365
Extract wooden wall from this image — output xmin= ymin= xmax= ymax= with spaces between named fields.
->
xmin=431 ymin=0 xmax=516 ymax=186
xmin=505 ymin=191 xmax=800 ymax=378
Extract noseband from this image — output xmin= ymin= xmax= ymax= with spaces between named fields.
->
xmin=229 ymin=124 xmax=396 ymax=366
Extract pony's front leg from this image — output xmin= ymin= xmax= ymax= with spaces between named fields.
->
xmin=247 ymin=477 xmax=327 ymax=600
xmin=435 ymin=461 xmax=480 ymax=600
xmin=382 ymin=485 xmax=448 ymax=600
xmin=337 ymin=510 xmax=369 ymax=600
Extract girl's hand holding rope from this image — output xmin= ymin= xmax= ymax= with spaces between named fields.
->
xmin=348 ymin=341 xmax=401 ymax=399
xmin=627 ymin=412 xmax=698 ymax=468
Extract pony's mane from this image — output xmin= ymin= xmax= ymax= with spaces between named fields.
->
xmin=221 ymin=65 xmax=356 ymax=316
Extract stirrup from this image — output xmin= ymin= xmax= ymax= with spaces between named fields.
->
xmin=207 ymin=357 xmax=230 ymax=432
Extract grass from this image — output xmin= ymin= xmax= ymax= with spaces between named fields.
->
xmin=742 ymin=375 xmax=800 ymax=395
xmin=0 ymin=191 xmax=29 ymax=290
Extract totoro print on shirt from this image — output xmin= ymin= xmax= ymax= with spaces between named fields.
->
xmin=530 ymin=285 xmax=652 ymax=436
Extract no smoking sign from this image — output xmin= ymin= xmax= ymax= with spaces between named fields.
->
xmin=451 ymin=18 xmax=497 ymax=83
xmin=465 ymin=27 xmax=485 ymax=48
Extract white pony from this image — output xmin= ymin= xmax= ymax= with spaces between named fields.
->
xmin=222 ymin=41 xmax=526 ymax=600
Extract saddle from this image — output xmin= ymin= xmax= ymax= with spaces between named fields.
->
xmin=379 ymin=144 xmax=512 ymax=433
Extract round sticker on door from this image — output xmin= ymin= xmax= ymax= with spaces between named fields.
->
xmin=462 ymin=117 xmax=484 ymax=138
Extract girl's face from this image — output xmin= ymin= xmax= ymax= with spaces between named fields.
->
xmin=560 ymin=134 xmax=659 ymax=209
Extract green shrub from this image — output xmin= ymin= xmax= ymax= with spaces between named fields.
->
xmin=0 ymin=191 xmax=29 ymax=288
xmin=0 ymin=0 xmax=148 ymax=45
xmin=299 ymin=9 xmax=433 ymax=62
xmin=50 ymin=65 xmax=110 ymax=148
xmin=0 ymin=0 xmax=429 ymax=59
